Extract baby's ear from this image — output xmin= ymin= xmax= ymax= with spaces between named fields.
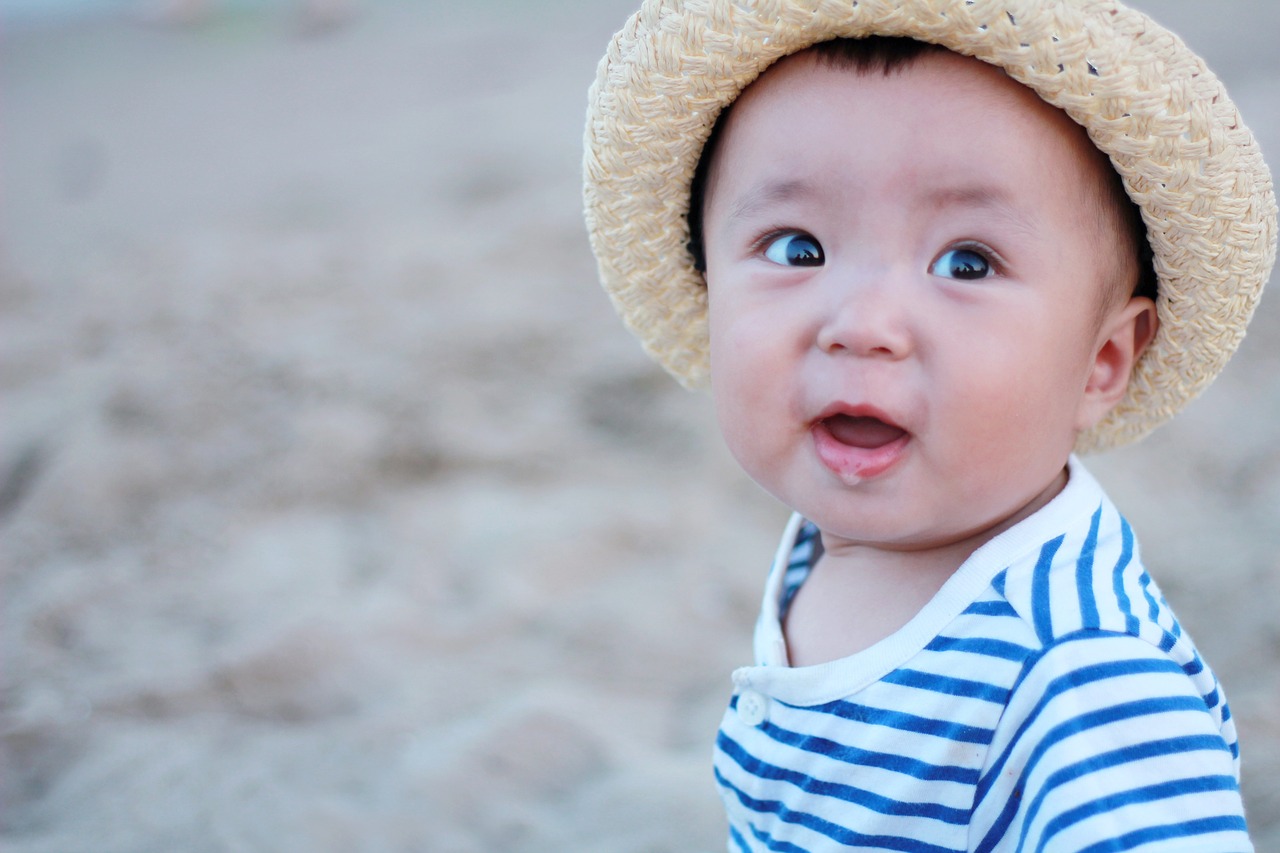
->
xmin=1076 ymin=297 xmax=1159 ymax=431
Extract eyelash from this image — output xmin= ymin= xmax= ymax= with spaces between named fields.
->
xmin=750 ymin=227 xmax=807 ymax=254
xmin=935 ymin=240 xmax=1006 ymax=277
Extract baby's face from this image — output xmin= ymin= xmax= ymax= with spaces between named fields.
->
xmin=702 ymin=48 xmax=1136 ymax=551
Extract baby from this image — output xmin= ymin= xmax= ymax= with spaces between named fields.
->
xmin=584 ymin=1 xmax=1276 ymax=851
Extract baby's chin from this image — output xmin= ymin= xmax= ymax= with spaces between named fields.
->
xmin=806 ymin=467 xmax=1071 ymax=557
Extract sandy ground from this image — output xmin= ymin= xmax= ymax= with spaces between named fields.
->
xmin=1 ymin=1 xmax=1277 ymax=850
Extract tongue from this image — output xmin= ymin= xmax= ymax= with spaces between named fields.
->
xmin=824 ymin=415 xmax=907 ymax=449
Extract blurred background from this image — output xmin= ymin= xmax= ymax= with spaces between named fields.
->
xmin=1 ymin=1 xmax=1277 ymax=850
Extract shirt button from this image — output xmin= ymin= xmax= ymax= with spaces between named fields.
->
xmin=737 ymin=689 xmax=769 ymax=727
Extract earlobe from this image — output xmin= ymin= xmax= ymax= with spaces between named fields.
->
xmin=1077 ymin=297 xmax=1159 ymax=431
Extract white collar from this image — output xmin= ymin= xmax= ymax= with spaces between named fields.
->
xmin=741 ymin=456 xmax=1108 ymax=704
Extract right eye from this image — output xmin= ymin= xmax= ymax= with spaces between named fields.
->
xmin=762 ymin=232 xmax=824 ymax=267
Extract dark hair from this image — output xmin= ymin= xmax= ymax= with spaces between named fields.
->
xmin=684 ymin=36 xmax=1156 ymax=301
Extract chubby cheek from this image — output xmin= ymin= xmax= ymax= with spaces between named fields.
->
xmin=708 ymin=303 xmax=791 ymax=477
xmin=711 ymin=375 xmax=795 ymax=505
xmin=947 ymin=345 xmax=1081 ymax=473
xmin=711 ymin=386 xmax=759 ymax=480
xmin=709 ymin=329 xmax=761 ymax=459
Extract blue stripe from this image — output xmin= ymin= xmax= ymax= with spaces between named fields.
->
xmin=1183 ymin=651 xmax=1205 ymax=677
xmin=1222 ymin=702 xmax=1240 ymax=760
xmin=963 ymin=599 xmax=1017 ymax=618
xmin=759 ymin=723 xmax=979 ymax=784
xmin=1138 ymin=571 xmax=1161 ymax=623
xmin=714 ymin=767 xmax=967 ymax=853
xmin=1017 ymin=731 xmax=1235 ymax=847
xmin=1076 ymin=815 xmax=1249 ymax=853
xmin=1075 ymin=507 xmax=1102 ymax=628
xmin=729 ymin=823 xmax=751 ymax=853
xmin=1112 ymin=520 xmax=1139 ymax=635
xmin=745 ymin=823 xmax=809 ymax=853
xmin=747 ymin=819 xmax=814 ymax=850
xmin=780 ymin=524 xmax=820 ymax=618
xmin=1034 ymin=774 xmax=1240 ymax=852
xmin=882 ymin=668 xmax=1009 ymax=704
xmin=794 ymin=698 xmax=994 ymax=745
xmin=926 ymin=635 xmax=1034 ymax=663
xmin=1031 ymin=536 xmax=1066 ymax=643
xmin=976 ymin=653 xmax=1189 ymax=808
xmin=788 ymin=523 xmax=819 ymax=567
xmin=718 ymin=733 xmax=970 ymax=824
xmin=980 ymin=723 xmax=1227 ymax=853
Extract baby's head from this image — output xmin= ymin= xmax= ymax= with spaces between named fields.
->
xmin=585 ymin=2 xmax=1275 ymax=460
xmin=681 ymin=39 xmax=1170 ymax=545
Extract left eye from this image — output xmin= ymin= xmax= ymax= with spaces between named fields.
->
xmin=930 ymin=248 xmax=992 ymax=280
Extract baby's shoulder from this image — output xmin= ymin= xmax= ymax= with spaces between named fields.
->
xmin=992 ymin=502 xmax=1189 ymax=660
xmin=963 ymin=503 xmax=1232 ymax=728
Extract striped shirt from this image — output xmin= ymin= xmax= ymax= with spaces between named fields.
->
xmin=715 ymin=458 xmax=1250 ymax=851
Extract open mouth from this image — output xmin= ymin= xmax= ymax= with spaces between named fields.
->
xmin=821 ymin=414 xmax=908 ymax=450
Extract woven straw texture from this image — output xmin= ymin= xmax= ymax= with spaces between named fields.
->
xmin=583 ymin=0 xmax=1276 ymax=453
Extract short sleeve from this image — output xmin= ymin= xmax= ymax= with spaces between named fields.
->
xmin=969 ymin=631 xmax=1251 ymax=852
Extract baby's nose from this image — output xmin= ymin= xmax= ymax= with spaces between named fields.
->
xmin=814 ymin=273 xmax=915 ymax=359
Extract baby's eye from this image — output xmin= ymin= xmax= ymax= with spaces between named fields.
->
xmin=762 ymin=232 xmax=824 ymax=267
xmin=930 ymin=247 xmax=993 ymax=280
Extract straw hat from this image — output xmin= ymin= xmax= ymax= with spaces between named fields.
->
xmin=583 ymin=0 xmax=1276 ymax=453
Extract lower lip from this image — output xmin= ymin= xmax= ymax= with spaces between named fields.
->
xmin=811 ymin=422 xmax=910 ymax=482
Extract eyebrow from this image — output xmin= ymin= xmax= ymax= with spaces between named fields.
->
xmin=927 ymin=185 xmax=1040 ymax=232
xmin=724 ymin=179 xmax=818 ymax=224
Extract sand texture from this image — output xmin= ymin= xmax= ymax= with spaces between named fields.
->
xmin=2 ymin=1 xmax=1278 ymax=850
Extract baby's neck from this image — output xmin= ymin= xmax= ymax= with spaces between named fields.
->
xmin=782 ymin=536 xmax=975 ymax=666
xmin=783 ymin=467 xmax=1068 ymax=667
